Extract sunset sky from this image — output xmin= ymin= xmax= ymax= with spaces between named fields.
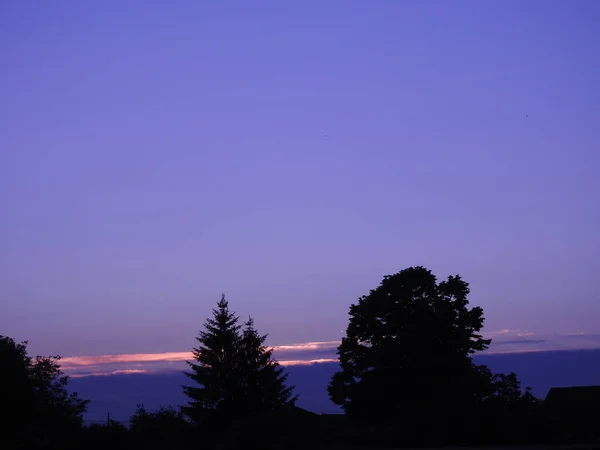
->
xmin=1 ymin=0 xmax=599 ymax=377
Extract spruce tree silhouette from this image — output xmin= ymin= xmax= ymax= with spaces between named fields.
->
xmin=216 ymin=317 xmax=299 ymax=449
xmin=182 ymin=294 xmax=242 ymax=425
xmin=182 ymin=296 xmax=296 ymax=443
xmin=238 ymin=316 xmax=297 ymax=415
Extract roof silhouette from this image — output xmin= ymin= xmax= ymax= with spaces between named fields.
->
xmin=545 ymin=386 xmax=600 ymax=410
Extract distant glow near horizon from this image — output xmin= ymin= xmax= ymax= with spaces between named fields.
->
xmin=60 ymin=330 xmax=600 ymax=378
xmin=1 ymin=1 xmax=599 ymax=360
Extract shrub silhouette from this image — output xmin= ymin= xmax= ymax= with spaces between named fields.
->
xmin=129 ymin=404 xmax=192 ymax=448
xmin=81 ymin=421 xmax=129 ymax=450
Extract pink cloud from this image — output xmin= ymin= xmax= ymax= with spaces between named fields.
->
xmin=67 ymin=358 xmax=336 ymax=378
xmin=61 ymin=352 xmax=191 ymax=369
xmin=60 ymin=331 xmax=600 ymax=378
xmin=61 ymin=340 xmax=340 ymax=370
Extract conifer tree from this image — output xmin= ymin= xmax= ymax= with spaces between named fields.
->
xmin=182 ymin=296 xmax=296 ymax=426
xmin=182 ymin=294 xmax=242 ymax=423
xmin=238 ymin=316 xmax=297 ymax=415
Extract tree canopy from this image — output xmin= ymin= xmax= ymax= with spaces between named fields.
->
xmin=0 ymin=335 xmax=89 ymax=449
xmin=328 ymin=266 xmax=492 ymax=425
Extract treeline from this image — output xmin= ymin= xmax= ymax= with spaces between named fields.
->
xmin=1 ymin=266 xmax=598 ymax=449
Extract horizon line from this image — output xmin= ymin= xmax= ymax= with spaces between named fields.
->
xmin=66 ymin=347 xmax=600 ymax=379
xmin=59 ymin=330 xmax=600 ymax=375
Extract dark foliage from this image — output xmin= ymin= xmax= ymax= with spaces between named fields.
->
xmin=237 ymin=316 xmax=297 ymax=415
xmin=2 ymin=270 xmax=599 ymax=449
xmin=328 ymin=267 xmax=491 ymax=423
xmin=0 ymin=335 xmax=89 ymax=450
xmin=182 ymin=295 xmax=296 ymax=432
xmin=129 ymin=404 xmax=193 ymax=449
xmin=80 ymin=421 xmax=129 ymax=450
xmin=182 ymin=294 xmax=243 ymax=424
xmin=326 ymin=266 xmax=550 ymax=447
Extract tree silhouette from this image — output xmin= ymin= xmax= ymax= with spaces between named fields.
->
xmin=473 ymin=368 xmax=542 ymax=444
xmin=182 ymin=296 xmax=296 ymax=439
xmin=237 ymin=316 xmax=296 ymax=415
xmin=328 ymin=266 xmax=492 ymax=434
xmin=0 ymin=335 xmax=89 ymax=449
xmin=182 ymin=294 xmax=242 ymax=424
xmin=82 ymin=421 xmax=129 ymax=450
xmin=129 ymin=404 xmax=191 ymax=449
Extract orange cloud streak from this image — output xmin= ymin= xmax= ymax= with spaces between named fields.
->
xmin=61 ymin=340 xmax=341 ymax=369
xmin=62 ymin=353 xmax=339 ymax=369
xmin=67 ymin=359 xmax=336 ymax=377
xmin=62 ymin=330 xmax=597 ymax=373
xmin=61 ymin=352 xmax=191 ymax=368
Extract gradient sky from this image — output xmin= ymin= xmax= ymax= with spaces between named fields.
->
xmin=1 ymin=1 xmax=599 ymax=361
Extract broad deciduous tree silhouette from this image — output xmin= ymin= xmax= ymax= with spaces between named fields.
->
xmin=328 ymin=266 xmax=492 ymax=430
xmin=0 ymin=335 xmax=89 ymax=449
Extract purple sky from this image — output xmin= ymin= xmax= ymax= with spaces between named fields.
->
xmin=1 ymin=1 xmax=599 ymax=361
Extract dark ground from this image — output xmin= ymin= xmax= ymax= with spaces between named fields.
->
xmin=69 ymin=348 xmax=600 ymax=423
